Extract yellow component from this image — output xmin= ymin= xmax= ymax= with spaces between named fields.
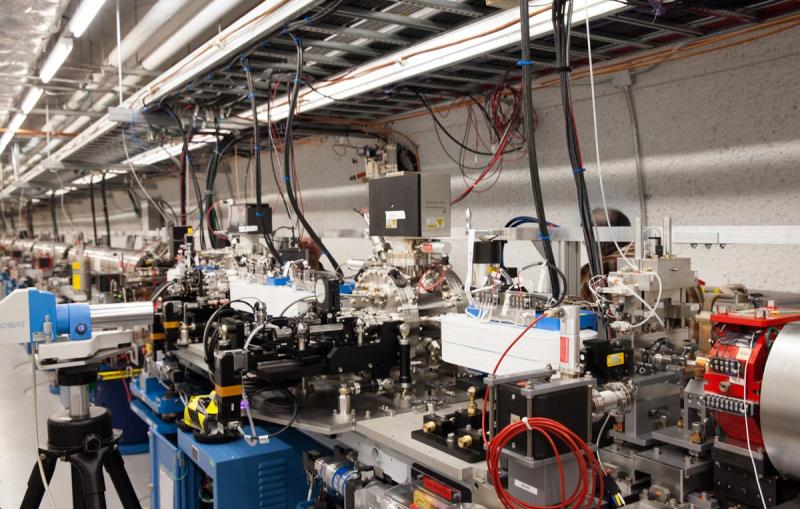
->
xmin=187 ymin=227 xmax=193 ymax=234
xmin=183 ymin=392 xmax=219 ymax=433
xmin=466 ymin=386 xmax=478 ymax=416
xmin=413 ymin=490 xmax=447 ymax=509
xmin=163 ymin=321 xmax=180 ymax=330
xmin=457 ymin=434 xmax=473 ymax=449
xmin=607 ymin=352 xmax=625 ymax=367
xmin=422 ymin=420 xmax=437 ymax=433
xmin=148 ymin=332 xmax=166 ymax=341
xmin=97 ymin=368 xmax=142 ymax=381
xmin=413 ymin=490 xmax=433 ymax=509
xmin=214 ymin=384 xmax=243 ymax=398
xmin=71 ymin=262 xmax=82 ymax=291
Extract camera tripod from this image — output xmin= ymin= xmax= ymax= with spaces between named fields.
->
xmin=20 ymin=366 xmax=141 ymax=509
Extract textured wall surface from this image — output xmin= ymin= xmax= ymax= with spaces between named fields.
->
xmin=35 ymin=28 xmax=800 ymax=291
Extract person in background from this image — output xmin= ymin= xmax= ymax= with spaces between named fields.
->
xmin=579 ymin=208 xmax=632 ymax=301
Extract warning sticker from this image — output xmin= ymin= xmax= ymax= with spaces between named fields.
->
xmin=607 ymin=352 xmax=625 ymax=367
xmin=385 ymin=210 xmax=405 ymax=229
xmin=425 ymin=216 xmax=446 ymax=229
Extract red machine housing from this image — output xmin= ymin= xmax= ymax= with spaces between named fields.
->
xmin=705 ymin=307 xmax=800 ymax=448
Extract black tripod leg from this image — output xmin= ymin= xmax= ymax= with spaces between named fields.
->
xmin=104 ymin=447 xmax=142 ymax=509
xmin=70 ymin=449 xmax=110 ymax=509
xmin=20 ymin=451 xmax=57 ymax=509
xmin=72 ymin=464 xmax=88 ymax=509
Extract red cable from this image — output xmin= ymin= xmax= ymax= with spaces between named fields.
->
xmin=487 ymin=418 xmax=604 ymax=509
xmin=417 ymin=267 xmax=449 ymax=295
xmin=481 ymin=315 xmax=545 ymax=445
xmin=479 ymin=314 xmax=605 ymax=509
xmin=451 ymin=134 xmax=509 ymax=205
xmin=120 ymin=377 xmax=132 ymax=403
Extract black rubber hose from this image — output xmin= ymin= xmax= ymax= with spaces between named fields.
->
xmin=49 ymin=195 xmax=59 ymax=239
xmin=242 ymin=60 xmax=284 ymax=264
xmin=101 ymin=172 xmax=111 ymax=246
xmin=26 ymin=200 xmax=34 ymax=237
xmin=89 ymin=177 xmax=98 ymax=244
xmin=552 ymin=0 xmax=602 ymax=278
xmin=520 ymin=0 xmax=560 ymax=301
xmin=284 ymin=37 xmax=341 ymax=275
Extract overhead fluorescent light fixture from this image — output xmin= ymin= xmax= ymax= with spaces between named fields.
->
xmin=47 ymin=186 xmax=77 ymax=197
xmin=0 ymin=131 xmax=13 ymax=156
xmin=20 ymin=87 xmax=44 ymax=114
xmin=123 ymin=136 xmax=215 ymax=166
xmin=40 ymin=37 xmax=74 ymax=84
xmin=8 ymin=113 xmax=27 ymax=132
xmin=71 ymin=170 xmax=126 ymax=186
xmin=69 ymin=0 xmax=107 ymax=38
xmin=71 ymin=174 xmax=96 ymax=186
xmin=47 ymin=0 xmax=317 ymax=165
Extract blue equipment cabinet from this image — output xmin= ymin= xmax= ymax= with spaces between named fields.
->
xmin=150 ymin=425 xmax=199 ymax=509
xmin=177 ymin=426 xmax=321 ymax=509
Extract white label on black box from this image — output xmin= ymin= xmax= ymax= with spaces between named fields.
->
xmin=385 ymin=210 xmax=405 ymax=229
xmin=239 ymin=225 xmax=258 ymax=233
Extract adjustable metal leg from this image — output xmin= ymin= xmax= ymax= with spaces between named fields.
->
xmin=104 ymin=447 xmax=143 ymax=509
xmin=73 ymin=464 xmax=88 ymax=509
xmin=69 ymin=449 xmax=110 ymax=509
xmin=19 ymin=452 xmax=58 ymax=509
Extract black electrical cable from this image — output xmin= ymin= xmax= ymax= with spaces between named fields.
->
xmin=127 ymin=188 xmax=142 ymax=218
xmin=202 ymin=124 xmax=239 ymax=249
xmin=100 ymin=172 xmax=111 ymax=246
xmin=49 ymin=194 xmax=59 ymax=240
xmin=242 ymin=59 xmax=284 ymax=264
xmin=265 ymin=75 xmax=297 ymax=234
xmin=186 ymin=152 xmax=205 ymax=248
xmin=412 ymin=89 xmax=523 ymax=157
xmin=520 ymin=0 xmax=561 ymax=302
xmin=159 ymin=199 xmax=179 ymax=224
xmin=202 ymin=299 xmax=256 ymax=372
xmin=207 ymin=117 xmax=224 ymax=246
xmin=552 ymin=0 xmax=603 ymax=279
xmin=26 ymin=200 xmax=34 ymax=237
xmin=162 ymin=105 xmax=204 ymax=235
xmin=89 ymin=176 xmax=98 ymax=244
xmin=254 ymin=386 xmax=298 ymax=438
xmin=285 ymin=36 xmax=342 ymax=275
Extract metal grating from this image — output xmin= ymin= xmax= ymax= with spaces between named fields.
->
xmin=53 ymin=0 xmax=800 ymax=177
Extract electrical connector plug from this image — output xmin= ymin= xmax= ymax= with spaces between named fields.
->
xmin=604 ymin=475 xmax=627 ymax=507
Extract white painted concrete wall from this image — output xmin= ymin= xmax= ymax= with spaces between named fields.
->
xmin=33 ymin=28 xmax=800 ymax=291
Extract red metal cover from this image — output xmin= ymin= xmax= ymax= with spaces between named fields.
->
xmin=711 ymin=307 xmax=800 ymax=327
